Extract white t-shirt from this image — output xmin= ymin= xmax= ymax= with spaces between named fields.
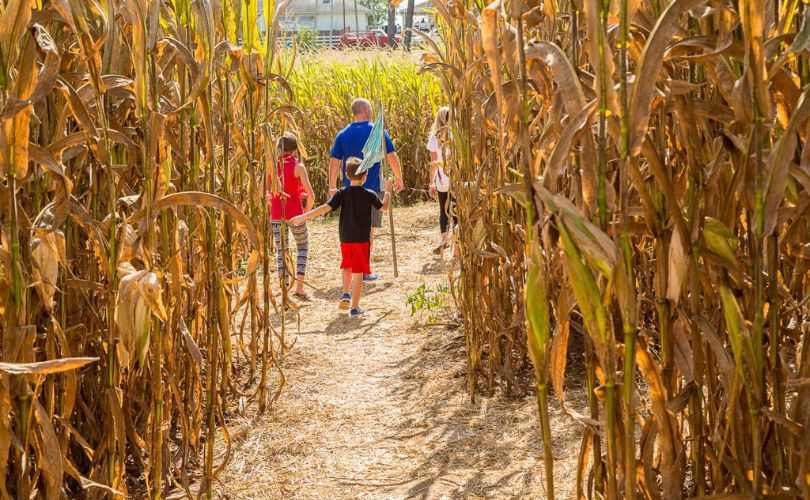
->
xmin=426 ymin=134 xmax=451 ymax=192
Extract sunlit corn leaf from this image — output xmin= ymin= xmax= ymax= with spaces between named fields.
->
xmin=558 ymin=223 xmax=610 ymax=360
xmin=525 ymin=240 xmax=550 ymax=381
xmin=0 ymin=357 xmax=97 ymax=375
xmin=703 ymin=216 xmax=739 ymax=269
xmin=536 ymin=185 xmax=617 ymax=278
xmin=719 ymin=285 xmax=754 ymax=381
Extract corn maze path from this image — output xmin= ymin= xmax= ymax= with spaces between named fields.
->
xmin=217 ymin=203 xmax=581 ymax=499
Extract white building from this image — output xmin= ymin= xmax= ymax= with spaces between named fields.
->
xmin=260 ymin=0 xmax=375 ymax=35
xmin=399 ymin=0 xmax=434 ymax=31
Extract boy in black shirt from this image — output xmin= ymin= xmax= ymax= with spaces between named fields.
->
xmin=291 ymin=157 xmax=392 ymax=317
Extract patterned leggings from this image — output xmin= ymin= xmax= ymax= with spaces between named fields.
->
xmin=271 ymin=220 xmax=309 ymax=278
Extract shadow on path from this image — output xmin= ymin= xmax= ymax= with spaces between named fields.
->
xmin=323 ymin=308 xmax=394 ymax=339
xmin=420 ymin=260 xmax=444 ymax=276
xmin=379 ymin=325 xmax=562 ymax=498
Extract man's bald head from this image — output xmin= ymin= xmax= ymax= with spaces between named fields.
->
xmin=351 ymin=98 xmax=373 ymax=121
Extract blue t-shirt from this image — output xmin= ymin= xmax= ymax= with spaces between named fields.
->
xmin=330 ymin=121 xmax=396 ymax=191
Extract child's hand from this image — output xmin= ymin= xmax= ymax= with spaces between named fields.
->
xmin=385 ymin=179 xmax=394 ymax=192
xmin=290 ymin=215 xmax=303 ymax=226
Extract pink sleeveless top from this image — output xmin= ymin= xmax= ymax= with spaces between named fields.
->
xmin=269 ymin=153 xmax=305 ymax=220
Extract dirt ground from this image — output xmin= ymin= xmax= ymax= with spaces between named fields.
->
xmin=216 ymin=202 xmax=581 ymax=499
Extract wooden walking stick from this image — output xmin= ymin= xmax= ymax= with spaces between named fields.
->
xmin=360 ymin=100 xmax=399 ymax=278
xmin=382 ymin=140 xmax=399 ymax=278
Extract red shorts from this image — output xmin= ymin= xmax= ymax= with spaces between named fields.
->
xmin=340 ymin=242 xmax=371 ymax=274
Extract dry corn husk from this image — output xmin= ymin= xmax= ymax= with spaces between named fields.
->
xmin=30 ymin=229 xmax=65 ymax=312
xmin=114 ymin=263 xmax=168 ymax=370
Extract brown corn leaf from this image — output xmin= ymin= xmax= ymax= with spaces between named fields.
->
xmin=582 ymin=0 xmax=619 ymax=117
xmin=738 ymin=0 xmax=772 ymax=120
xmin=761 ymin=408 xmax=803 ymax=437
xmin=0 ymin=0 xmax=32 ymax=85
xmin=628 ymin=0 xmax=708 ymax=156
xmin=550 ymin=288 xmax=600 ymax=428
xmin=545 ymin=101 xmax=598 ymax=185
xmin=0 ymin=357 xmax=97 ymax=375
xmin=0 ymin=25 xmax=60 ymax=121
xmin=763 ymin=86 xmax=810 ymax=237
xmin=635 ymin=337 xmax=682 ymax=498
xmin=33 ymin=401 xmax=63 ymax=499
xmin=130 ymin=191 xmax=261 ymax=252
xmin=481 ymin=0 xmax=504 ymax=134
xmin=791 ymin=7 xmax=810 ymax=54
xmin=0 ymin=378 xmax=10 ymax=499
xmin=56 ymin=78 xmax=99 ymax=140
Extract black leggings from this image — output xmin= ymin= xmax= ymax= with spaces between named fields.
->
xmin=438 ymin=191 xmax=457 ymax=234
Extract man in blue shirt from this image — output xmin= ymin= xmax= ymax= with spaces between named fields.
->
xmin=329 ymin=98 xmax=404 ymax=281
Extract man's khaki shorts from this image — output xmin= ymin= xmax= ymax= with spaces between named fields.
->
xmin=371 ymin=191 xmax=384 ymax=228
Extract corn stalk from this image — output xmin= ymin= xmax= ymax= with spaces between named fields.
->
xmin=426 ymin=0 xmax=810 ymax=496
xmin=0 ymin=0 xmax=294 ymax=496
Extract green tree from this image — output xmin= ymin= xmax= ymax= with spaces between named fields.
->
xmin=358 ymin=0 xmax=388 ymax=26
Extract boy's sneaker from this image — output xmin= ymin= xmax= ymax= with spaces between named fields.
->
xmin=350 ymin=308 xmax=365 ymax=318
xmin=363 ymin=273 xmax=378 ymax=282
xmin=339 ymin=293 xmax=351 ymax=310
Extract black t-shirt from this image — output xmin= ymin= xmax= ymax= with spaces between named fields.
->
xmin=327 ymin=186 xmax=384 ymax=243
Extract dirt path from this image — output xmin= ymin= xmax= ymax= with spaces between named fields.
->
xmin=217 ymin=203 xmax=580 ymax=499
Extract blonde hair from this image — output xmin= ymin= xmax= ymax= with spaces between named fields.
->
xmin=430 ymin=107 xmax=451 ymax=163
xmin=430 ymin=106 xmax=450 ymax=141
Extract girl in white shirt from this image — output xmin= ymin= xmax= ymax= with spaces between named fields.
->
xmin=426 ymin=106 xmax=457 ymax=254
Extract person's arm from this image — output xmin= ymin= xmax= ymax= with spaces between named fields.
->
xmin=292 ymin=189 xmax=341 ymax=226
xmin=428 ymin=150 xmax=439 ymax=198
xmin=328 ymin=157 xmax=341 ymax=196
xmin=295 ymin=163 xmax=316 ymax=212
xmin=329 ymin=133 xmax=343 ymax=196
xmin=380 ymin=179 xmax=393 ymax=212
xmin=387 ymin=152 xmax=404 ymax=192
xmin=290 ymin=204 xmax=332 ymax=226
xmin=384 ymin=131 xmax=404 ymax=192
